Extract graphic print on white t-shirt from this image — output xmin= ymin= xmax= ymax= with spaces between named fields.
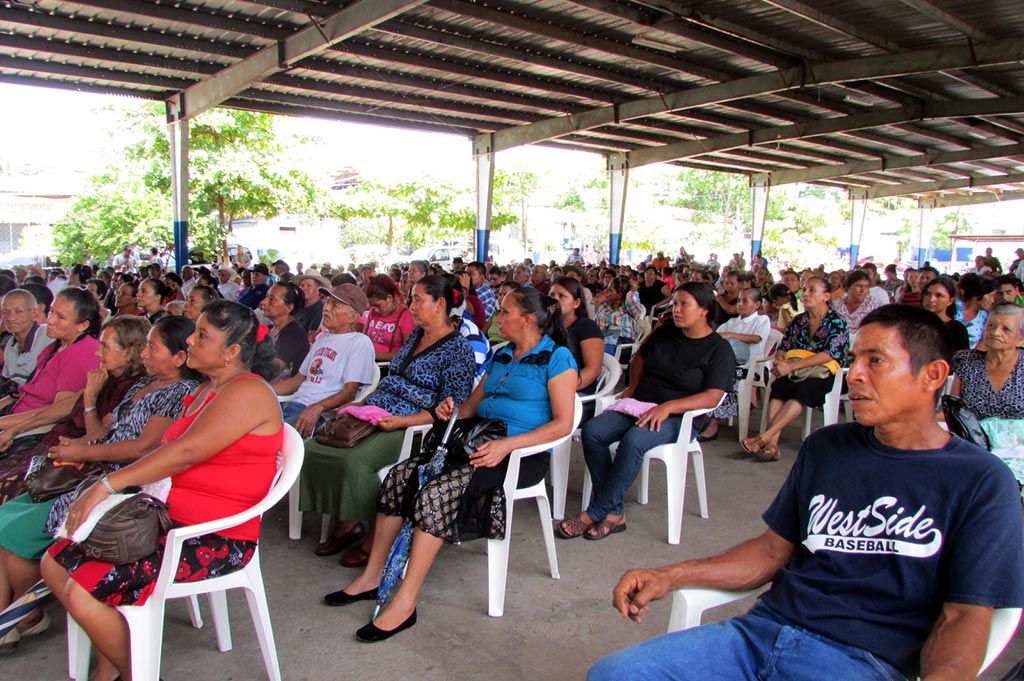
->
xmin=803 ymin=494 xmax=942 ymax=558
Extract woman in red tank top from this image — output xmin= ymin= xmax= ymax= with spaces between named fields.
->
xmin=41 ymin=300 xmax=283 ymax=681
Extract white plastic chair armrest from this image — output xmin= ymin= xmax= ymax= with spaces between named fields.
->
xmin=16 ymin=423 xmax=55 ymax=438
xmin=668 ymin=587 xmax=762 ymax=632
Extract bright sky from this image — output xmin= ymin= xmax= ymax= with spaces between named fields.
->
xmin=0 ymin=82 xmax=605 ymax=190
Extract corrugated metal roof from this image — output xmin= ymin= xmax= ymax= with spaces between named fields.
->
xmin=1 ymin=0 xmax=1023 ymax=202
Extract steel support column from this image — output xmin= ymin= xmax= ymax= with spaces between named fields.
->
xmin=167 ymin=103 xmax=189 ymax=274
xmin=608 ymin=154 xmax=628 ymax=266
xmin=917 ymin=199 xmax=937 ymax=267
xmin=750 ymin=178 xmax=769 ymax=264
xmin=474 ymin=134 xmax=494 ymax=263
xmin=849 ymin=188 xmax=868 ymax=268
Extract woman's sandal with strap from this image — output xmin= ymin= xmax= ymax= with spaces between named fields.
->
xmin=556 ymin=513 xmax=594 ymax=539
xmin=584 ymin=517 xmax=627 ymax=541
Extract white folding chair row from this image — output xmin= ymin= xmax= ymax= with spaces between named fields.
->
xmin=68 ymin=425 xmax=305 ymax=681
xmin=666 ymin=587 xmax=1020 ymax=679
xmin=550 ymin=354 xmax=622 ymax=520
xmin=735 ymin=328 xmax=784 ymax=443
xmin=581 ymin=394 xmax=726 ymax=545
xmin=286 ymin=363 xmax=381 ymax=541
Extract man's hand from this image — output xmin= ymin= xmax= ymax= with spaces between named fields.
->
xmin=295 ymin=404 xmax=325 ymax=438
xmin=612 ymin=567 xmax=674 ymax=624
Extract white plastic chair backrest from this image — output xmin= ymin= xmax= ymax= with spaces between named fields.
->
xmin=979 ymin=608 xmax=1022 ymax=676
xmin=764 ymin=328 xmax=783 ymax=357
xmin=588 ymin=354 xmax=622 ymax=401
xmin=150 ymin=424 xmax=304 ymax=596
xmin=491 ymin=340 xmax=509 ymax=352
xmin=354 ymin=363 xmax=381 ymax=402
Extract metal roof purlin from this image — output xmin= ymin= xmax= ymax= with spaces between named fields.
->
xmin=626 ymin=96 xmax=1024 ymax=169
xmin=166 ymin=0 xmax=430 ymax=122
xmin=485 ymin=37 xmax=1024 ymax=153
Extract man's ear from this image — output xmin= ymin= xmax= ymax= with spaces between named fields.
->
xmin=919 ymin=358 xmax=951 ymax=397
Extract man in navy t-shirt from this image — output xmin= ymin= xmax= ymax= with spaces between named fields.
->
xmin=589 ymin=304 xmax=1024 ymax=681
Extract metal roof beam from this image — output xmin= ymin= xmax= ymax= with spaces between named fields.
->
xmin=929 ymin=190 xmax=1024 ymax=208
xmin=167 ymin=0 xmax=428 ymax=121
xmin=625 ymin=96 xmax=1024 ymax=169
xmin=862 ymin=172 xmax=1024 ymax=199
xmin=484 ymin=37 xmax=1024 ymax=153
xmin=756 ymin=143 xmax=1024 ymax=186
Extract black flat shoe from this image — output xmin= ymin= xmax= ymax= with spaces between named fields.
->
xmin=323 ymin=587 xmax=378 ymax=606
xmin=696 ymin=432 xmax=718 ymax=443
xmin=355 ymin=609 xmax=417 ymax=642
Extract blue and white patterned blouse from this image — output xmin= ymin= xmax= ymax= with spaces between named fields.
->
xmin=370 ymin=327 xmax=476 ymax=417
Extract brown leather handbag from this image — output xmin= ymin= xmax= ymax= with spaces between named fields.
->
xmin=314 ymin=413 xmax=377 ymax=448
xmin=25 ymin=461 xmax=107 ymax=503
xmin=79 ymin=493 xmax=173 ymax=564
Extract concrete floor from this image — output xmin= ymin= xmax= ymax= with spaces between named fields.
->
xmin=6 ymin=412 xmax=1023 ymax=680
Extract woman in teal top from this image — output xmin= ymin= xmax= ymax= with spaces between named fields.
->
xmin=325 ymin=286 xmax=578 ymax=642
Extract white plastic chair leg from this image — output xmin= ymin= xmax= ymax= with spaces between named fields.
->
xmin=690 ymin=446 xmax=709 ymax=519
xmin=67 ymin=614 xmax=92 ymax=681
xmin=549 ymin=439 xmax=571 ymax=521
xmin=242 ymin=571 xmax=283 ymax=681
xmin=665 ymin=453 xmax=688 ymax=545
xmin=188 ymin=594 xmax=204 ymax=628
xmin=737 ymin=380 xmax=753 ymax=442
xmin=319 ymin=514 xmax=332 ymax=543
xmin=638 ymin=456 xmax=650 ymax=505
xmin=207 ymin=590 xmax=233 ymax=652
xmin=534 ymin=493 xmax=560 ymax=580
xmin=121 ymin=601 xmax=166 ymax=681
xmin=581 ymin=468 xmax=593 ymax=512
xmin=287 ymin=477 xmax=301 ymax=540
xmin=486 ymin=536 xmax=511 ymax=618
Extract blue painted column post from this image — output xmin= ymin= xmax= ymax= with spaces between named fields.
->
xmin=750 ymin=176 xmax=769 ymax=264
xmin=474 ymin=134 xmax=494 ymax=263
xmin=608 ymin=154 xmax=628 ymax=266
xmin=849 ymin=188 xmax=867 ymax=268
xmin=166 ymin=99 xmax=189 ymax=274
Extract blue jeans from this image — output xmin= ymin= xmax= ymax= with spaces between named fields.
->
xmin=588 ymin=602 xmax=906 ymax=681
xmin=582 ymin=410 xmax=686 ymax=520
xmin=280 ymin=400 xmax=327 ymax=436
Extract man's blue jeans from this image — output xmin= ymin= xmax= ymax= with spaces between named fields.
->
xmin=582 ymin=410 xmax=685 ymax=521
xmin=280 ymin=400 xmax=327 ymax=436
xmin=587 ymin=602 xmax=906 ymax=681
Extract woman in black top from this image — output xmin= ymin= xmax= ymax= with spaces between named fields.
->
xmin=923 ymin=277 xmax=970 ymax=353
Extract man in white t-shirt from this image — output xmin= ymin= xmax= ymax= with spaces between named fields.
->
xmin=272 ymin=283 xmax=376 ymax=437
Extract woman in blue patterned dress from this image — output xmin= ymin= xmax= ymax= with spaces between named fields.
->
xmin=301 ymin=276 xmax=477 ymax=566
xmin=742 ymin=276 xmax=849 ymax=462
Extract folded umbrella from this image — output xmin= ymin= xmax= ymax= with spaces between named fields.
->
xmin=374 ymin=407 xmax=460 ymax=621
xmin=0 ymin=579 xmax=50 ymax=640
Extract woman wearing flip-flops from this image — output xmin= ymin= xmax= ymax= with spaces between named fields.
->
xmin=558 ymin=282 xmax=734 ymax=541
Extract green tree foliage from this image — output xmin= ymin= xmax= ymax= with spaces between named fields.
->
xmin=53 ymin=104 xmax=325 ymax=264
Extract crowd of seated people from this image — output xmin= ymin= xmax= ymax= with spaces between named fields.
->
xmin=0 ymin=242 xmax=1019 ymax=675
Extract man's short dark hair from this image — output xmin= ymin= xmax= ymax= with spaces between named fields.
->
xmin=860 ymin=304 xmax=951 ymax=375
xmin=993 ymin=274 xmax=1022 ymax=292
xmin=467 ymin=261 xmax=486 ymax=276
xmin=919 ymin=265 xmax=940 ymax=278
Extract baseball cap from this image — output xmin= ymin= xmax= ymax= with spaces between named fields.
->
xmin=318 ymin=282 xmax=368 ymax=315
xmin=250 ymin=263 xmax=270 ymax=276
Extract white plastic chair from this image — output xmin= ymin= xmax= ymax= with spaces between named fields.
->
xmin=286 ymin=363 xmax=381 ymax=540
xmin=487 ymin=394 xmax=582 ymax=617
xmin=759 ymin=367 xmax=847 ymax=440
xmin=613 ymin=318 xmax=651 ymax=383
xmin=667 ymin=587 xmax=1021 ymax=678
xmin=582 ymin=395 xmax=726 ymax=545
xmin=550 ymin=354 xmax=621 ymax=520
xmin=67 ymin=424 xmax=305 ymax=681
xmin=736 ymin=329 xmax=783 ymax=443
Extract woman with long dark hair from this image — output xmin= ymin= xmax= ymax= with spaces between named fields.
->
xmin=922 ymin=277 xmax=970 ymax=353
xmin=42 ymin=300 xmax=283 ymax=681
xmin=260 ymin=281 xmax=309 ymax=380
xmin=330 ymin=286 xmax=577 ymax=642
xmin=560 ymin=282 xmax=734 ymax=540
